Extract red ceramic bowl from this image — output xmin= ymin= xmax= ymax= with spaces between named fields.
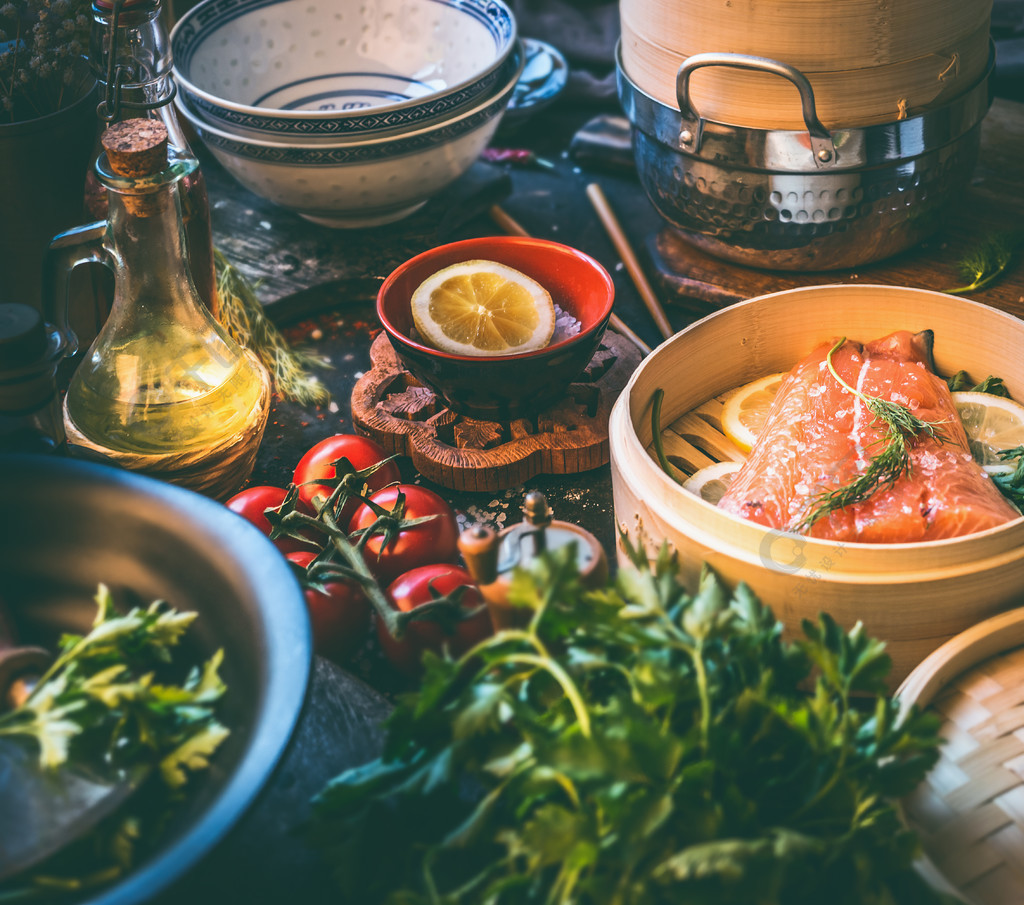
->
xmin=377 ymin=236 xmax=615 ymax=421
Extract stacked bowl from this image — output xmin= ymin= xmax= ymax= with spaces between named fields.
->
xmin=170 ymin=0 xmax=521 ymax=227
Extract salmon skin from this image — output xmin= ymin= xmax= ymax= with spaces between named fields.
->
xmin=717 ymin=331 xmax=1020 ymax=542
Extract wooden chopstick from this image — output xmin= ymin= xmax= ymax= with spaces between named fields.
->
xmin=487 ymin=204 xmax=652 ymax=356
xmin=584 ymin=183 xmax=674 ymax=341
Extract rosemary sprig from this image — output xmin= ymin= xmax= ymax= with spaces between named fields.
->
xmin=214 ymin=250 xmax=331 ymax=406
xmin=945 ymin=231 xmax=1022 ymax=295
xmin=794 ymin=338 xmax=947 ymax=532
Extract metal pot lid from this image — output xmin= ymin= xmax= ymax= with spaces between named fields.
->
xmin=617 ymin=42 xmax=995 ymax=173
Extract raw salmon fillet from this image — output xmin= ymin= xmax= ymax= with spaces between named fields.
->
xmin=717 ymin=331 xmax=1020 ymax=542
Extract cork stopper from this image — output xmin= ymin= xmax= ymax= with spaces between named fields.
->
xmin=101 ymin=118 xmax=169 ymax=178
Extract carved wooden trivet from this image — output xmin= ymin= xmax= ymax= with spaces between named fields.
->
xmin=351 ymin=331 xmax=642 ymax=492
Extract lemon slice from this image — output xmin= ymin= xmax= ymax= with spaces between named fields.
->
xmin=720 ymin=373 xmax=787 ymax=453
xmin=952 ymin=392 xmax=1024 ymax=466
xmin=682 ymin=461 xmax=742 ymax=504
xmin=410 ymin=259 xmax=556 ymax=357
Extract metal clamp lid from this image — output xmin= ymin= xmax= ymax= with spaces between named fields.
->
xmin=676 ymin=52 xmax=837 ymax=168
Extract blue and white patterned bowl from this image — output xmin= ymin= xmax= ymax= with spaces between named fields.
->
xmin=174 ymin=41 xmax=525 ymax=228
xmin=170 ymin=0 xmax=517 ymax=139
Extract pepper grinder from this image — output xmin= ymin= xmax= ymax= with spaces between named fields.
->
xmin=458 ymin=490 xmax=609 ymax=630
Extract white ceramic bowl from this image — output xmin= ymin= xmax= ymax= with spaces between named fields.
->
xmin=171 ymin=0 xmax=516 ymax=139
xmin=174 ymin=41 xmax=524 ymax=227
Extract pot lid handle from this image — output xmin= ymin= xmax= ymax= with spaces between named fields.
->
xmin=675 ymin=52 xmax=838 ymax=168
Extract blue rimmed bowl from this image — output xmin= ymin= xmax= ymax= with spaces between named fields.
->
xmin=174 ymin=40 xmax=524 ymax=228
xmin=0 ymin=454 xmax=311 ymax=903
xmin=170 ymin=0 xmax=517 ymax=140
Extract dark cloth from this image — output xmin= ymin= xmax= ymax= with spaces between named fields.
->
xmin=505 ymin=0 xmax=620 ymax=104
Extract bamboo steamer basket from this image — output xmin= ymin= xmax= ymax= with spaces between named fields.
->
xmin=621 ymin=12 xmax=991 ymax=129
xmin=621 ymin=0 xmax=992 ymax=72
xmin=898 ymin=609 xmax=1024 ymax=903
xmin=608 ymin=285 xmax=1024 ymax=689
xmin=620 ymin=0 xmax=993 ymax=130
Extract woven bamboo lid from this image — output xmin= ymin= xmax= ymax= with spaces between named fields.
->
xmin=899 ymin=609 xmax=1024 ymax=904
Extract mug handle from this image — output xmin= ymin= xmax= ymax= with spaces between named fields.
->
xmin=675 ymin=52 xmax=837 ymax=168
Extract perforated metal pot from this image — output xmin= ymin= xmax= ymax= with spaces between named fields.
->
xmin=618 ymin=46 xmax=994 ymax=271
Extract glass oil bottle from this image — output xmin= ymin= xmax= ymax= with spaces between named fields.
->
xmin=50 ymin=119 xmax=270 ymax=498
xmin=87 ymin=0 xmax=217 ymax=315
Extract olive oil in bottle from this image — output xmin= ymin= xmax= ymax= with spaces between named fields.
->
xmin=61 ymin=119 xmax=270 ymax=493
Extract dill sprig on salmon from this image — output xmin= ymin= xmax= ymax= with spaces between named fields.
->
xmin=794 ymin=337 xmax=949 ymax=532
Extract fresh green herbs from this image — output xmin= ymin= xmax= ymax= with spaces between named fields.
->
xmin=0 ymin=584 xmax=228 ymax=778
xmin=796 ymin=337 xmax=946 ymax=532
xmin=215 ymin=250 xmax=331 ymax=407
xmin=309 ymin=540 xmax=946 ymax=905
xmin=945 ymin=231 xmax=1022 ymax=296
xmin=945 ymin=371 xmax=1011 ymax=397
xmin=0 ymin=584 xmax=229 ymax=896
xmin=650 ymin=387 xmax=685 ymax=485
xmin=991 ymin=445 xmax=1024 ymax=512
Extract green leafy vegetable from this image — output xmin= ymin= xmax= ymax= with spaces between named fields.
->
xmin=0 ymin=585 xmax=229 ymax=897
xmin=990 ymin=445 xmax=1024 ymax=512
xmin=215 ymin=249 xmax=331 ymax=406
xmin=0 ymin=585 xmax=228 ymax=781
xmin=650 ymin=387 xmax=685 ymax=485
xmin=945 ymin=371 xmax=1012 ymax=397
xmin=308 ymin=539 xmax=947 ymax=905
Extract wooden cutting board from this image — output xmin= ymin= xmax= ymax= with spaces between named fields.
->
xmin=646 ymin=97 xmax=1024 ymax=322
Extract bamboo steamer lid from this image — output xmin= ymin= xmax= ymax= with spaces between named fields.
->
xmin=620 ymin=0 xmax=992 ymax=71
xmin=898 ymin=609 xmax=1024 ymax=904
xmin=620 ymin=8 xmax=992 ymax=129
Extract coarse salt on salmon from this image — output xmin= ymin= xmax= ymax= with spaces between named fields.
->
xmin=716 ymin=331 xmax=1020 ymax=543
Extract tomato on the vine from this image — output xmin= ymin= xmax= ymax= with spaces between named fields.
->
xmin=348 ymin=484 xmax=459 ymax=583
xmin=226 ymin=485 xmax=318 ymax=554
xmin=286 ymin=550 xmax=371 ymax=662
xmin=292 ymin=434 xmax=400 ymax=522
xmin=378 ymin=563 xmax=491 ymax=677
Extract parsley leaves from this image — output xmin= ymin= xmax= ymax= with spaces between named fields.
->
xmin=310 ymin=541 xmax=948 ymax=905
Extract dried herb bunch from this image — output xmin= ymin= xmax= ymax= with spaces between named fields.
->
xmin=0 ymin=0 xmax=92 ymax=123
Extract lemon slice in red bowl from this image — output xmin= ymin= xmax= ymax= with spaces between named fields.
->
xmin=410 ymin=259 xmax=556 ymax=357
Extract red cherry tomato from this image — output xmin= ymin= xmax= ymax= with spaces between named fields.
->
xmin=226 ymin=485 xmax=318 ymax=554
xmin=286 ymin=550 xmax=371 ymax=662
xmin=378 ymin=564 xmax=491 ymax=677
xmin=292 ymin=434 xmax=400 ymax=522
xmin=348 ymin=484 xmax=459 ymax=583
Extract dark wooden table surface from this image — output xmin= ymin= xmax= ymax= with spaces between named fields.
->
xmin=160 ymin=93 xmax=1024 ymax=905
